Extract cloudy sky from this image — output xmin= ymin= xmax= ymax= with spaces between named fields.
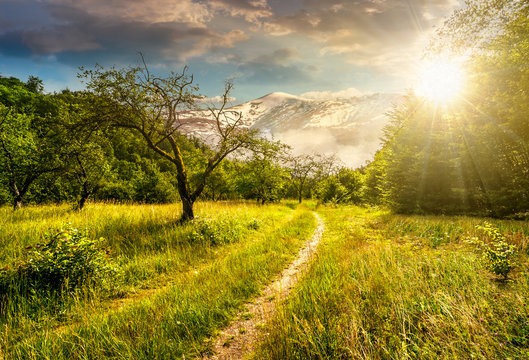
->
xmin=0 ymin=0 xmax=461 ymax=103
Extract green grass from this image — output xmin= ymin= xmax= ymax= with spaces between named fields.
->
xmin=0 ymin=201 xmax=316 ymax=359
xmin=257 ymin=206 xmax=529 ymax=359
xmin=4 ymin=202 xmax=529 ymax=359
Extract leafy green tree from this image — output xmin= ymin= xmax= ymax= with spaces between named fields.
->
xmin=363 ymin=150 xmax=388 ymax=205
xmin=81 ymin=58 xmax=258 ymax=220
xmin=201 ymin=161 xmax=237 ymax=201
xmin=0 ymin=77 xmax=68 ymax=209
xmin=68 ymin=141 xmax=112 ymax=209
xmin=315 ymin=167 xmax=363 ymax=204
xmin=235 ymin=141 xmax=289 ymax=204
xmin=287 ymin=153 xmax=337 ymax=203
xmin=52 ymin=90 xmax=115 ymax=209
xmin=131 ymin=158 xmax=178 ymax=203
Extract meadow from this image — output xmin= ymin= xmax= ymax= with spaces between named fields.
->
xmin=0 ymin=201 xmax=316 ymax=359
xmin=258 ymin=206 xmax=529 ymax=359
xmin=1 ymin=202 xmax=528 ymax=359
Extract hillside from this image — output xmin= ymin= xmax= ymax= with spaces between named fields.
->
xmin=183 ymin=92 xmax=403 ymax=167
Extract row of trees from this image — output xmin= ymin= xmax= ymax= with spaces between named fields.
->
xmin=363 ymin=0 xmax=529 ymax=218
xmin=0 ymin=72 xmax=365 ymax=216
xmin=5 ymin=1 xmax=520 ymax=218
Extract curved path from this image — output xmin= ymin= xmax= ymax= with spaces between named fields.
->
xmin=202 ymin=212 xmax=325 ymax=360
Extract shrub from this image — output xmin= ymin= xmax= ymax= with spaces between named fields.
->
xmin=189 ymin=217 xmax=245 ymax=246
xmin=0 ymin=225 xmax=119 ymax=296
xmin=246 ymin=218 xmax=261 ymax=230
xmin=466 ymin=222 xmax=517 ymax=279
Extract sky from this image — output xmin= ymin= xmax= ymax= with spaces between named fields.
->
xmin=0 ymin=0 xmax=461 ymax=103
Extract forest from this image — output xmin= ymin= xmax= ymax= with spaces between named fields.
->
xmin=2 ymin=1 xmax=528 ymax=220
xmin=1 ymin=0 xmax=529 ymax=359
xmin=0 ymin=70 xmax=357 ymax=215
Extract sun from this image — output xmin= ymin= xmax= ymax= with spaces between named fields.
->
xmin=415 ymin=58 xmax=466 ymax=104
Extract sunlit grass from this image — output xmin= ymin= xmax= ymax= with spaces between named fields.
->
xmin=257 ymin=205 xmax=529 ymax=359
xmin=0 ymin=201 xmax=317 ymax=359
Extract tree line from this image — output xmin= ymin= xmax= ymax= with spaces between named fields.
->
xmin=0 ymin=69 xmax=364 ymax=217
xmin=363 ymin=0 xmax=529 ymax=218
xmin=2 ymin=0 xmax=524 ymax=219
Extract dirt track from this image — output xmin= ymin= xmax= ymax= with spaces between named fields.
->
xmin=202 ymin=212 xmax=324 ymax=360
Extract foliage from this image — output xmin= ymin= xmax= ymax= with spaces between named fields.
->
xmin=315 ymin=167 xmax=364 ymax=204
xmin=287 ymin=153 xmax=337 ymax=203
xmin=235 ymin=140 xmax=289 ymax=204
xmin=258 ymin=206 xmax=529 ymax=360
xmin=466 ymin=222 xmax=517 ymax=278
xmin=0 ymin=203 xmax=315 ymax=359
xmin=363 ymin=1 xmax=529 ymax=217
xmin=80 ymin=58 xmax=259 ymax=220
xmin=0 ymin=76 xmax=69 ymax=208
xmin=0 ymin=225 xmax=118 ymax=299
xmin=189 ymin=217 xmax=244 ymax=246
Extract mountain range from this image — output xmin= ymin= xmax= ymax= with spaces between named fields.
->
xmin=183 ymin=92 xmax=403 ymax=167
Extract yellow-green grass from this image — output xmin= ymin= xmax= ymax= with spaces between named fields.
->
xmin=0 ymin=202 xmax=317 ymax=359
xmin=258 ymin=206 xmax=529 ymax=359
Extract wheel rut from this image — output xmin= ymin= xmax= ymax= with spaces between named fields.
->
xmin=201 ymin=212 xmax=325 ymax=360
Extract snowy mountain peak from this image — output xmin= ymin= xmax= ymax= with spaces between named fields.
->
xmin=249 ymin=92 xmax=308 ymax=108
xmin=182 ymin=91 xmax=403 ymax=167
xmin=231 ymin=92 xmax=404 ymax=166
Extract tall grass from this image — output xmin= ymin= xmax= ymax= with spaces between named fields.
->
xmin=0 ymin=202 xmax=316 ymax=359
xmin=258 ymin=206 xmax=529 ymax=359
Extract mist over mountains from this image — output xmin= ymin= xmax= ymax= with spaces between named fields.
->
xmin=185 ymin=91 xmax=403 ymax=168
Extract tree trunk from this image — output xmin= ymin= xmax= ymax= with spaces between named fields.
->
xmin=181 ymin=196 xmax=194 ymax=221
xmin=298 ymin=180 xmax=305 ymax=203
xmin=12 ymin=183 xmax=22 ymax=210
xmin=78 ymin=182 xmax=90 ymax=210
xmin=166 ymin=137 xmax=195 ymax=221
xmin=13 ymin=196 xmax=22 ymax=210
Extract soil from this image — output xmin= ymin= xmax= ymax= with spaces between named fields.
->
xmin=201 ymin=212 xmax=324 ymax=360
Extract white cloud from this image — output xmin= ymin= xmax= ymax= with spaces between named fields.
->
xmin=276 ymin=128 xmax=381 ymax=167
xmin=262 ymin=0 xmax=462 ymax=75
xmin=47 ymin=0 xmax=212 ymax=26
xmin=208 ymin=0 xmax=272 ymax=24
xmin=198 ymin=95 xmax=237 ymax=103
xmin=300 ymin=88 xmax=369 ymax=99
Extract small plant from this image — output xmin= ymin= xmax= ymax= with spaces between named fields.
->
xmin=0 ymin=225 xmax=119 ymax=296
xmin=466 ymin=222 xmax=517 ymax=279
xmin=246 ymin=218 xmax=261 ymax=230
xmin=189 ymin=217 xmax=243 ymax=246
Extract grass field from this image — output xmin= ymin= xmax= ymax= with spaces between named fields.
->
xmin=257 ymin=206 xmax=529 ymax=359
xmin=0 ymin=201 xmax=316 ymax=359
xmin=1 ymin=202 xmax=529 ymax=359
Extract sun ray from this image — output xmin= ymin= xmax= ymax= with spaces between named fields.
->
xmin=415 ymin=58 xmax=466 ymax=104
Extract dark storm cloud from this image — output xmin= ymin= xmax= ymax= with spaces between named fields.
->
xmin=0 ymin=0 xmax=248 ymax=65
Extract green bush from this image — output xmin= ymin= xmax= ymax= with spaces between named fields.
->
xmin=189 ymin=217 xmax=245 ymax=246
xmin=466 ymin=222 xmax=517 ymax=279
xmin=0 ymin=225 xmax=119 ymax=296
xmin=246 ymin=218 xmax=261 ymax=230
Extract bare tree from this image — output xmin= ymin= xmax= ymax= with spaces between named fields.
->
xmin=81 ymin=57 xmax=257 ymax=220
xmin=288 ymin=153 xmax=338 ymax=203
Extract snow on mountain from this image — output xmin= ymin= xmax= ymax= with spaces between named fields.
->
xmin=182 ymin=91 xmax=403 ymax=167
xmin=235 ymin=92 xmax=402 ymax=167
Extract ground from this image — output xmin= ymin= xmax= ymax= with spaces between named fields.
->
xmin=1 ymin=202 xmax=528 ymax=359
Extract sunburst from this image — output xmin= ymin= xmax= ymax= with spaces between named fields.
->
xmin=415 ymin=58 xmax=466 ymax=104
